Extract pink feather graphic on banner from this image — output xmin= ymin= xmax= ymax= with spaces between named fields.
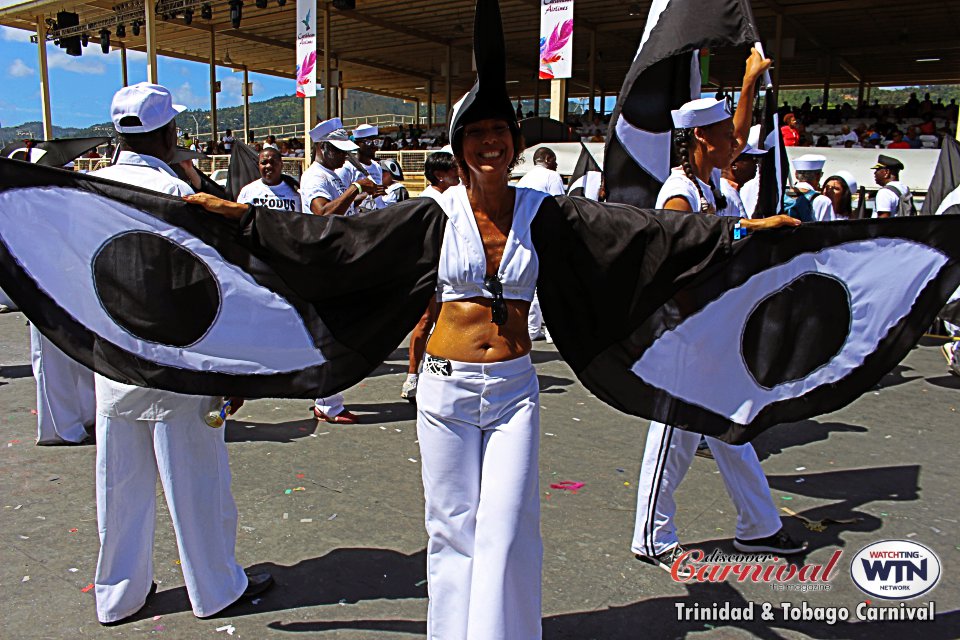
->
xmin=539 ymin=18 xmax=573 ymax=80
xmin=296 ymin=50 xmax=316 ymax=97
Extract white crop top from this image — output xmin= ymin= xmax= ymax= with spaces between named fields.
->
xmin=435 ymin=184 xmax=547 ymax=303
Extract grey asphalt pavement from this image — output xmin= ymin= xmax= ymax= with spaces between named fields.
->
xmin=0 ymin=311 xmax=957 ymax=639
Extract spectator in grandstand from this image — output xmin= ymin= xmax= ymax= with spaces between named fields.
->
xmin=223 ymin=129 xmax=235 ymax=152
xmin=886 ymin=130 xmax=910 ymax=149
xmin=816 ymin=135 xmax=830 ymax=148
xmin=840 ymin=102 xmax=854 ymax=120
xmin=278 ymin=141 xmax=291 ymax=156
xmin=904 ymin=92 xmax=920 ymax=117
xmin=919 ymin=93 xmax=934 ymax=116
xmin=837 ymin=125 xmax=858 ymax=147
xmin=919 ymin=113 xmax=937 ymax=136
xmin=904 ymin=126 xmax=922 ymax=149
xmin=264 ymin=135 xmax=279 ymax=151
xmin=799 ymin=96 xmax=811 ymax=116
xmin=873 ymin=114 xmax=896 ymax=138
xmin=236 ymin=147 xmax=301 ymax=213
xmin=871 ymin=154 xmax=913 ymax=218
xmin=822 ymin=171 xmax=857 ymax=219
xmin=826 ymin=105 xmax=842 ymax=125
xmin=781 ymin=113 xmax=800 ymax=146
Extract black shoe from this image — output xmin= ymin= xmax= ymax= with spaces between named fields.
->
xmin=242 ymin=571 xmax=274 ymax=598
xmin=635 ymin=544 xmax=692 ymax=579
xmin=99 ymin=582 xmax=158 ymax=626
xmin=734 ymin=528 xmax=808 ymax=555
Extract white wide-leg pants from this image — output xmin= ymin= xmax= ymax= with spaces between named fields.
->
xmin=631 ymin=421 xmax=782 ymax=557
xmin=314 ymin=392 xmax=345 ymax=417
xmin=94 ymin=393 xmax=247 ymax=622
xmin=416 ymin=354 xmax=542 ymax=640
xmin=30 ymin=325 xmax=95 ymax=444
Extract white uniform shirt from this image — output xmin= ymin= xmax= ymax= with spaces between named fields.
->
xmin=516 ymin=164 xmax=565 ymax=196
xmin=873 ymin=180 xmax=910 ymax=217
xmin=90 ymin=151 xmax=216 ymax=420
xmin=383 ymin=183 xmax=409 ymax=206
xmin=795 ymin=181 xmax=836 ymax=221
xmin=223 ymin=135 xmax=235 ymax=151
xmin=717 ymin=178 xmax=746 ymax=218
xmin=236 ymin=178 xmax=302 ymax=212
xmin=300 ymin=161 xmax=356 ymax=215
xmin=419 ymin=185 xmax=445 ymax=201
xmin=655 ymin=168 xmax=716 ymax=213
xmin=740 ymin=175 xmax=759 ymax=218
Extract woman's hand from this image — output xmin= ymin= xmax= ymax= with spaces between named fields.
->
xmin=741 ymin=214 xmax=801 ymax=232
xmin=743 ymin=47 xmax=772 ymax=85
xmin=183 ymin=193 xmax=250 ymax=220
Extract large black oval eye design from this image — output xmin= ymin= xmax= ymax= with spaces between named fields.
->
xmin=93 ymin=231 xmax=220 ymax=347
xmin=742 ymin=274 xmax=850 ymax=389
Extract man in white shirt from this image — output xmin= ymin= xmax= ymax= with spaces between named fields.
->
xmin=223 ymin=129 xmax=235 ymax=152
xmin=336 ymin=124 xmax=386 ymax=211
xmin=517 ymin=146 xmax=565 ymax=196
xmin=236 ymin=147 xmax=301 ymax=212
xmin=300 ymin=117 xmax=380 ymax=217
xmin=89 ymin=83 xmax=272 ymax=626
xmin=791 ymin=154 xmax=836 ymax=222
xmin=871 ymin=154 xmax=914 ymax=218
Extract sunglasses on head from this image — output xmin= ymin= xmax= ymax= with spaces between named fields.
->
xmin=484 ymin=274 xmax=508 ymax=326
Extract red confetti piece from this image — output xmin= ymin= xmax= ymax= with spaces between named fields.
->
xmin=81 ymin=583 xmax=94 ymax=593
xmin=69 ymin=528 xmax=78 ymax=533
xmin=549 ymin=480 xmax=585 ymax=494
xmin=296 ymin=473 xmax=305 ymax=479
xmin=9 ymin=439 xmax=20 ymax=444
xmin=30 ymin=410 xmax=38 ymax=415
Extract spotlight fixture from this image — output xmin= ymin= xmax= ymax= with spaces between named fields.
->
xmin=277 ymin=0 xmax=286 ymax=6
xmin=115 ymin=23 xmax=125 ymax=38
xmin=183 ymin=8 xmax=193 ymax=24
xmin=132 ymin=20 xmax=141 ymax=36
xmin=99 ymin=28 xmax=110 ymax=54
xmin=255 ymin=0 xmax=268 ymax=8
xmin=229 ymin=0 xmax=243 ymax=28
xmin=201 ymin=3 xmax=213 ymax=19
xmin=81 ymin=32 xmax=89 ymax=46
xmin=627 ymin=3 xmax=643 ymax=16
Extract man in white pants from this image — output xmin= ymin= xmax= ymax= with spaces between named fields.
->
xmin=632 ymin=422 xmax=806 ymax=573
xmin=89 ymin=83 xmax=272 ymax=625
xmin=30 ymin=324 xmax=95 ymax=445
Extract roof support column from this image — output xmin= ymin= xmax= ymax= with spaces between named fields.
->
xmin=445 ymin=44 xmax=453 ymax=125
xmin=599 ymin=88 xmax=604 ymax=117
xmin=145 ymin=1 xmax=158 ymax=83
xmin=588 ymin=30 xmax=596 ymax=119
xmin=209 ymin=28 xmax=218 ymax=143
xmin=549 ymin=79 xmax=567 ymax=123
xmin=426 ymin=78 xmax=433 ymax=128
xmin=242 ymin=66 xmax=250 ymax=142
xmin=534 ymin=80 xmax=540 ymax=116
xmin=36 ymin=16 xmax=52 ymax=140
xmin=857 ymin=79 xmax=865 ymax=111
xmin=323 ymin=2 xmax=331 ymax=119
xmin=415 ymin=98 xmax=421 ymax=125
xmin=821 ymin=55 xmax=831 ymax=110
xmin=120 ymin=42 xmax=129 ymax=87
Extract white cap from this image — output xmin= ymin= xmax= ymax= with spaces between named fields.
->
xmin=309 ymin=117 xmax=359 ymax=150
xmin=792 ymin=153 xmax=827 ymax=172
xmin=738 ymin=143 xmax=767 ymax=156
xmin=353 ymin=124 xmax=378 ymax=139
xmin=110 ymin=82 xmax=186 ymax=133
xmin=670 ymin=98 xmax=732 ymax=129
xmin=829 ymin=170 xmax=858 ymax=194
xmin=439 ymin=144 xmax=453 ymax=154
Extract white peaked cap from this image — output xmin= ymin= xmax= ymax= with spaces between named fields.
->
xmin=309 ymin=117 xmax=359 ymax=150
xmin=670 ymin=98 xmax=732 ymax=129
xmin=792 ymin=154 xmax=827 ymax=171
xmin=353 ymin=124 xmax=379 ymax=139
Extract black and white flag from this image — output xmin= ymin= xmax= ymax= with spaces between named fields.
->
xmin=3 ymin=158 xmax=960 ymax=443
xmin=566 ymin=143 xmax=602 ymax=199
xmin=604 ymin=0 xmax=760 ymax=207
xmin=922 ymin=136 xmax=960 ymax=216
xmin=2 ymin=136 xmax=110 ymax=167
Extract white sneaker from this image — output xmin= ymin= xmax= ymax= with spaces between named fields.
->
xmin=400 ymin=374 xmax=418 ymax=401
xmin=543 ymin=325 xmax=554 ymax=344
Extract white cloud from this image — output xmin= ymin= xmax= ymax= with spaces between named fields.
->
xmin=0 ymin=26 xmax=33 ymax=43
xmin=46 ymin=48 xmax=106 ymax=74
xmin=171 ymin=81 xmax=206 ymax=109
xmin=8 ymin=58 xmax=34 ymax=77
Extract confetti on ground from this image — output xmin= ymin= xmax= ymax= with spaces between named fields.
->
xmin=795 ymin=478 xmax=806 ymax=484
xmin=780 ymin=496 xmax=793 ymax=500
xmin=154 ymin=625 xmax=165 ymax=631
xmin=616 ymin=468 xmax=625 ymax=473
xmin=379 ymin=426 xmax=387 ymax=431
xmin=795 ymin=466 xmax=806 ymax=471
xmin=408 ymin=458 xmax=418 ymax=463
xmin=14 ymin=504 xmax=22 ymax=510
xmin=81 ymin=583 xmax=94 ymax=592
xmin=284 ymin=489 xmax=292 ymax=495
xmin=394 ymin=428 xmax=402 ymax=432
xmin=300 ymin=518 xmax=313 ymax=523
xmin=623 ymin=482 xmax=630 ymax=486
xmin=327 ymin=513 xmax=337 ymax=520
xmin=215 ymin=624 xmax=236 ymax=635
xmin=30 ymin=410 xmax=37 ymax=415
xmin=68 ymin=568 xmax=78 ymax=573
xmin=415 ymin=579 xmax=427 ymax=587
xmin=69 ymin=528 xmax=78 ymax=533
xmin=544 ymin=433 xmax=555 ymax=437
xmin=18 ymin=535 xmax=28 ymax=540
xmin=252 ymin=598 xmax=261 ymax=605
xmin=293 ymin=487 xmax=306 ymax=492
xmin=296 ymin=473 xmax=305 ymax=479
xmin=282 ymin=513 xmax=289 ymax=520
xmin=317 ymin=432 xmax=329 ymax=436
xmin=153 ymin=615 xmax=162 ymax=621
xmin=550 ymin=481 xmax=585 ymax=494
xmin=21 ymin=576 xmax=29 ymax=582
xmin=572 ymin=418 xmax=581 ymax=422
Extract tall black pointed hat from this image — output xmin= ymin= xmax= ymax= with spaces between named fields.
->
xmin=448 ymin=0 xmax=518 ymax=149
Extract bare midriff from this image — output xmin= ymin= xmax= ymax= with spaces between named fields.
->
xmin=427 ymin=297 xmax=532 ymax=363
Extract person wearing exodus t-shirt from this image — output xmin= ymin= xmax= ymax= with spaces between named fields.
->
xmin=236 ymin=148 xmax=301 ymax=213
xmin=871 ymin=154 xmax=913 ymax=218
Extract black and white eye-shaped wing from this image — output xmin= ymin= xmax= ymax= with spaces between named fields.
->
xmin=534 ymin=197 xmax=960 ymax=445
xmin=0 ymin=159 xmax=446 ymax=398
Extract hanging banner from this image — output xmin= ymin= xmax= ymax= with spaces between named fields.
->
xmin=539 ymin=0 xmax=574 ymax=80
xmin=296 ymin=0 xmax=317 ymax=97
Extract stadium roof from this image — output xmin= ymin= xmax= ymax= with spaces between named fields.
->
xmin=1 ymin=0 xmax=957 ymax=108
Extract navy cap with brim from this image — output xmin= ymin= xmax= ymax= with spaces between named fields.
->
xmin=871 ymin=154 xmax=904 ymax=171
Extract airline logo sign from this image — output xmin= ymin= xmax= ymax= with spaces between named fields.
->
xmin=850 ymin=540 xmax=942 ymax=600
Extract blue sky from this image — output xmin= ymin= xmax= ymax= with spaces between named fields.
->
xmin=0 ymin=25 xmax=294 ymax=129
